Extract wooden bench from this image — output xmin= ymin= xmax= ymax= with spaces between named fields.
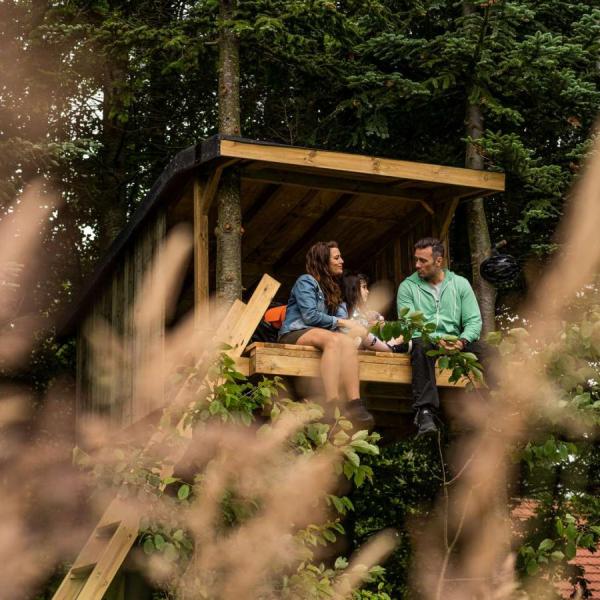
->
xmin=235 ymin=342 xmax=469 ymax=388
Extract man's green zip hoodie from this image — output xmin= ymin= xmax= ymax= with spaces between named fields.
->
xmin=396 ymin=270 xmax=482 ymax=342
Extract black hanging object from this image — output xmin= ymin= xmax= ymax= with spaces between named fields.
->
xmin=480 ymin=245 xmax=520 ymax=286
xmin=479 ymin=240 xmax=521 ymax=286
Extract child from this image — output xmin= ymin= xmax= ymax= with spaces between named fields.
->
xmin=342 ymin=272 xmax=397 ymax=352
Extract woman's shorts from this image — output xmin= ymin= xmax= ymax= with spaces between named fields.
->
xmin=278 ymin=327 xmax=316 ymax=344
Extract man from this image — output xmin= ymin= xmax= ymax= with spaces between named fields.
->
xmin=397 ymin=237 xmax=482 ymax=437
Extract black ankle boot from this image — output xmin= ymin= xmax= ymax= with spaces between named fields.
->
xmin=346 ymin=398 xmax=375 ymax=431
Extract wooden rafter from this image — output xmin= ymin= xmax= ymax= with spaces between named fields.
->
xmin=241 ymin=183 xmax=280 ymax=226
xmin=272 ymin=193 xmax=355 ymax=270
xmin=248 ymin=188 xmax=321 ymax=265
xmin=242 ymin=167 xmax=432 ymax=202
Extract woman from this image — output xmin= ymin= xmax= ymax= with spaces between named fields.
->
xmin=342 ymin=272 xmax=392 ymax=352
xmin=279 ymin=241 xmax=374 ymax=428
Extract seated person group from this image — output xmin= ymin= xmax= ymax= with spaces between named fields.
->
xmin=277 ymin=237 xmax=483 ymax=436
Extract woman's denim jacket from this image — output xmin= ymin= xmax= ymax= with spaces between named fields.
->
xmin=279 ymin=274 xmax=347 ymax=337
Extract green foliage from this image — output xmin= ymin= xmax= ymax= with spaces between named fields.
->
xmin=372 ymin=310 xmax=485 ymax=387
xmin=6 ymin=1 xmax=600 ymax=596
xmin=75 ymin=352 xmax=392 ymax=598
xmin=352 ymin=440 xmax=443 ymax=597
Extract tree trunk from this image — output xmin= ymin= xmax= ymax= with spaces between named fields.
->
xmin=215 ymin=0 xmax=243 ymax=305
xmin=463 ymin=2 xmax=496 ymax=336
xmin=98 ymin=57 xmax=129 ymax=251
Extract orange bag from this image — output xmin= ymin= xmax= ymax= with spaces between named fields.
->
xmin=264 ymin=305 xmax=287 ymax=329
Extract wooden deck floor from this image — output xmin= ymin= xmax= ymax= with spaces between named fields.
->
xmin=235 ymin=342 xmax=468 ymax=388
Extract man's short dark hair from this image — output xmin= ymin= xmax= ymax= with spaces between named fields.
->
xmin=415 ymin=237 xmax=445 ymax=258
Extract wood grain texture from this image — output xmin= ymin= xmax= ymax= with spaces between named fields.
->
xmin=246 ymin=343 xmax=470 ymax=387
xmin=222 ymin=139 xmax=505 ymax=191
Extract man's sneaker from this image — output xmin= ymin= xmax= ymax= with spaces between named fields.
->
xmin=346 ymin=399 xmax=375 ymax=431
xmin=414 ymin=407 xmax=438 ymax=437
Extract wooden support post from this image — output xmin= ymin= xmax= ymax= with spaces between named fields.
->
xmin=193 ymin=160 xmax=240 ymax=329
xmin=193 ymin=177 xmax=210 ymax=329
xmin=437 ymin=196 xmax=460 ymax=240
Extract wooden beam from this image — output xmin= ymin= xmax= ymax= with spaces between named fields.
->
xmin=419 ymin=199 xmax=435 ymax=215
xmin=222 ymin=139 xmax=505 ymax=192
xmin=193 ymin=178 xmax=210 ymax=328
xmin=437 ymin=196 xmax=461 ymax=240
xmin=272 ymin=193 xmax=355 ymax=270
xmin=242 ymin=183 xmax=280 ymax=226
xmin=249 ymin=188 xmax=321 ymax=265
xmin=201 ymin=158 xmax=239 ymax=216
xmin=243 ymin=167 xmax=431 ymax=202
xmin=245 ymin=343 xmax=471 ymax=387
xmin=242 ymin=186 xmax=310 ymax=259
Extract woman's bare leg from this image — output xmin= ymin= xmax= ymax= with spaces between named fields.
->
xmin=295 ymin=329 xmax=353 ymax=402
xmin=295 ymin=329 xmax=374 ymax=429
xmin=338 ymin=334 xmax=361 ymax=399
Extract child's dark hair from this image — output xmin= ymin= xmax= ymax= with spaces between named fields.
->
xmin=342 ymin=271 xmax=368 ymax=317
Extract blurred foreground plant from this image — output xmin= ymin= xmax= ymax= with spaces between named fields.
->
xmin=75 ymin=352 xmax=395 ymax=599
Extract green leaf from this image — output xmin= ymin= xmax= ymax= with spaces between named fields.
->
xmin=350 ymin=439 xmax=380 ymax=455
xmin=178 ymin=484 xmax=191 ymax=500
xmin=486 ymin=331 xmax=503 ymax=345
xmin=538 ymin=538 xmax=554 ymax=552
xmin=330 ymin=495 xmax=345 ymax=514
xmin=342 ymin=496 xmax=354 ymax=511
xmin=355 ymin=466 xmax=366 ymax=487
xmin=172 ymin=529 xmax=185 ymax=542
xmin=322 ymin=529 xmax=337 ymax=543
xmin=442 ymin=334 xmax=458 ymax=342
xmin=526 ymin=560 xmax=538 ymax=576
xmin=154 ymin=534 xmax=166 ymax=551
xmin=343 ymin=461 xmax=354 ymax=479
xmin=343 ymin=448 xmax=360 ymax=466
xmin=334 ymin=430 xmax=350 ymax=445
xmin=143 ymin=537 xmax=154 ymax=555
xmin=163 ymin=542 xmax=179 ymax=562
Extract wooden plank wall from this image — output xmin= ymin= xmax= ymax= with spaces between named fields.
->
xmin=76 ymin=209 xmax=167 ymax=429
xmin=373 ymin=213 xmax=435 ymax=317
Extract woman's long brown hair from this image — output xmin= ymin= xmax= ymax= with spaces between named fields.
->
xmin=305 ymin=241 xmax=342 ymax=313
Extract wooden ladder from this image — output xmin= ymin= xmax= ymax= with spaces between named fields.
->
xmin=53 ymin=274 xmax=280 ymax=600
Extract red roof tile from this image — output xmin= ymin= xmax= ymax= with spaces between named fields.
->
xmin=512 ymin=500 xmax=600 ymax=598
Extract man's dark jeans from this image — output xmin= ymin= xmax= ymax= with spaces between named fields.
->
xmin=410 ymin=338 xmax=492 ymax=412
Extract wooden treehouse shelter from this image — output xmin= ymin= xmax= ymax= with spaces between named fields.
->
xmin=56 ymin=136 xmax=504 ymax=600
xmin=63 ymin=135 xmax=505 ymax=435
